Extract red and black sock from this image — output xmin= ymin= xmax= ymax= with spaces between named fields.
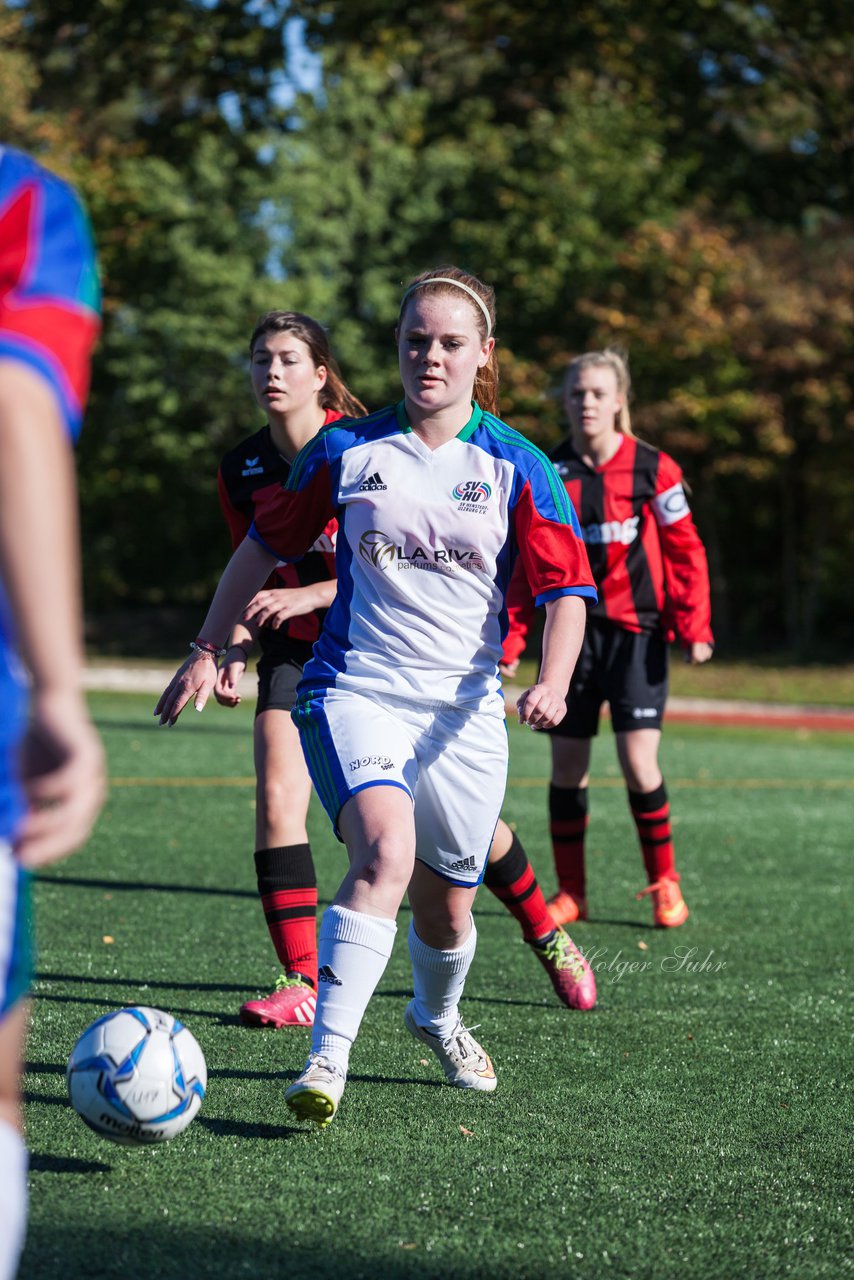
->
xmin=549 ymin=784 xmax=589 ymax=899
xmin=254 ymin=844 xmax=318 ymax=989
xmin=628 ymin=784 xmax=677 ymax=884
xmin=482 ymin=831 xmax=555 ymax=943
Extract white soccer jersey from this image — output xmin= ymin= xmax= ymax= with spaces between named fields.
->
xmin=249 ymin=402 xmax=596 ymax=713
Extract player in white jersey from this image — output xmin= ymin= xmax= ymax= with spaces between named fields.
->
xmin=155 ymin=266 xmax=596 ymax=1128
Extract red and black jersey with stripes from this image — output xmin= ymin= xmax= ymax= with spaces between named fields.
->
xmin=217 ymin=410 xmax=342 ymax=645
xmin=550 ymin=435 xmax=712 ymax=641
xmin=503 ymin=434 xmax=711 ymax=662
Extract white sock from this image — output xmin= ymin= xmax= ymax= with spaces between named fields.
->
xmin=311 ymin=905 xmax=397 ymax=1074
xmin=408 ymin=916 xmax=477 ymax=1038
xmin=0 ymin=1119 xmax=27 ymax=1280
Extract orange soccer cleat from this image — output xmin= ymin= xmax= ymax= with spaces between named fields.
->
xmin=636 ymin=877 xmax=689 ymax=928
xmin=545 ymin=889 xmax=588 ymax=927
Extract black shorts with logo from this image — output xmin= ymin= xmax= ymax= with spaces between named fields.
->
xmin=255 ymin=633 xmax=315 ymax=716
xmin=551 ymin=618 xmax=669 ymax=738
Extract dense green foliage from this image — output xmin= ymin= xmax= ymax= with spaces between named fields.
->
xmin=22 ymin=696 xmax=853 ymax=1278
xmin=3 ymin=2 xmax=853 ymax=652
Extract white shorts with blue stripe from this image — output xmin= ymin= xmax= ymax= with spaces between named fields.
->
xmin=292 ymin=688 xmax=508 ymax=887
xmin=0 ymin=841 xmax=32 ymax=1017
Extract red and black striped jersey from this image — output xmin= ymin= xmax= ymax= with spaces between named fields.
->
xmin=503 ymin=434 xmax=712 ymax=662
xmin=217 ymin=410 xmax=342 ymax=645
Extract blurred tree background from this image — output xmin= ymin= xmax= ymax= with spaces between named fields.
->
xmin=3 ymin=0 xmax=852 ymax=657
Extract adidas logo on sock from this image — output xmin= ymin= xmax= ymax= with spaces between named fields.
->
xmin=318 ymin=965 xmax=343 ymax=986
xmin=359 ymin=471 xmax=387 ymax=491
xmin=448 ymin=855 xmax=477 ymax=873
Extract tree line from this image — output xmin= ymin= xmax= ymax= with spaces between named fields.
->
xmin=3 ymin=1 xmax=852 ymax=656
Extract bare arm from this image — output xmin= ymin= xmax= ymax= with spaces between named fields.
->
xmin=516 ymin=594 xmax=587 ymax=730
xmin=0 ymin=363 xmax=105 ymax=867
xmin=215 ymin=579 xmax=337 ymax=707
xmin=154 ymin=535 xmax=278 ymax=725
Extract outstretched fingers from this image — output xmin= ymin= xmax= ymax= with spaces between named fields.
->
xmin=154 ymin=654 xmax=217 ymax=726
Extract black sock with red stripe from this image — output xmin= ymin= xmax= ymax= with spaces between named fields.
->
xmin=549 ymin=785 xmax=589 ymax=899
xmin=482 ymin=831 xmax=555 ymax=943
xmin=254 ymin=844 xmax=318 ymax=989
xmin=628 ymin=784 xmax=677 ymax=884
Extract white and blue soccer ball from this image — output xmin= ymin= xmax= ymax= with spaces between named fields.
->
xmin=66 ymin=1006 xmax=207 ymax=1145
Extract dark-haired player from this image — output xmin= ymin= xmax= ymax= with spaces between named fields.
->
xmin=215 ymin=311 xmax=364 ymax=1028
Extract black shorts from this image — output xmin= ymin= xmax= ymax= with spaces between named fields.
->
xmin=255 ymin=634 xmax=315 ymax=715
xmin=550 ymin=619 xmax=669 ymax=738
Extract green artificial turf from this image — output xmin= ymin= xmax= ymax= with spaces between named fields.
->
xmin=20 ymin=693 xmax=853 ymax=1280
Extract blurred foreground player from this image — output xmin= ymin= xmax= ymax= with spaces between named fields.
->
xmin=0 ymin=147 xmax=104 ymax=1279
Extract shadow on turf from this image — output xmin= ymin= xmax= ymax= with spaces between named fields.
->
xmin=29 ymin=1153 xmax=112 ymax=1174
xmin=94 ymin=718 xmax=252 ymax=739
xmin=198 ymin=1116 xmax=306 ymax=1140
xmin=474 ymin=903 xmax=655 ymax=929
xmin=30 ymin=991 xmax=229 ymax=1021
xmin=37 ymin=970 xmax=252 ymax=993
xmin=33 ymin=873 xmax=256 ymax=899
xmin=23 ymin=1090 xmax=68 ymax=1107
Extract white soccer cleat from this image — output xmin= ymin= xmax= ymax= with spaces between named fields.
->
xmin=404 ymin=1001 xmax=497 ymax=1091
xmin=285 ymin=1053 xmax=347 ymax=1128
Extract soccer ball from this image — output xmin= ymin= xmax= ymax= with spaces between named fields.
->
xmin=66 ymin=1006 xmax=207 ymax=1145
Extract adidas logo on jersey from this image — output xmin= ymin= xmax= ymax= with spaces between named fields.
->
xmin=318 ymin=965 xmax=343 ymax=986
xmin=359 ymin=471 xmax=387 ymax=491
xmin=448 ymin=855 xmax=477 ymax=873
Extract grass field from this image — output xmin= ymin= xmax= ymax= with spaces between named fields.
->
xmin=21 ymin=692 xmax=853 ymax=1280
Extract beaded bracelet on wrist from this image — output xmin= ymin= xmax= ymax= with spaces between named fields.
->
xmin=190 ymin=639 xmax=226 ymax=659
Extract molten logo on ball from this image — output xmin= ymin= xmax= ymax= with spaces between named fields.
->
xmin=66 ymin=1006 xmax=206 ymax=1145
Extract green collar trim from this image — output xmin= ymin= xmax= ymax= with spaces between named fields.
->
xmin=395 ymin=400 xmax=483 ymax=440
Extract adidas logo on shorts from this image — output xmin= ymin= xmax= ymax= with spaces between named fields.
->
xmin=448 ymin=855 xmax=477 ymax=873
xmin=359 ymin=471 xmax=387 ymax=491
xmin=318 ymin=965 xmax=343 ymax=986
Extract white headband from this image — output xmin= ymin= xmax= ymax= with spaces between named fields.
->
xmin=401 ymin=277 xmax=493 ymax=337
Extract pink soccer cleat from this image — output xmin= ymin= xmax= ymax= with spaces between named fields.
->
xmin=531 ymin=927 xmax=597 ymax=1011
xmin=239 ymin=975 xmax=316 ymax=1027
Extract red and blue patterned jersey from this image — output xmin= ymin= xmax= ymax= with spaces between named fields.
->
xmin=0 ymin=148 xmax=100 ymax=836
xmin=217 ymin=410 xmax=342 ymax=645
xmin=503 ymin=433 xmax=712 ymax=664
xmin=0 ymin=146 xmax=100 ymax=441
xmin=248 ymin=401 xmax=596 ymax=711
